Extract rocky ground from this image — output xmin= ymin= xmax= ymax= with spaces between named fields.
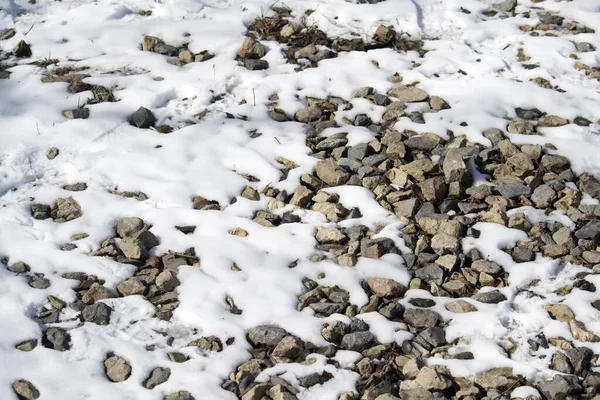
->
xmin=1 ymin=0 xmax=600 ymax=399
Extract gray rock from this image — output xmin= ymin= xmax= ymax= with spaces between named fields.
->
xmin=0 ymin=28 xmax=16 ymax=40
xmin=309 ymin=302 xmax=346 ymax=316
xmin=237 ymin=37 xmax=266 ymax=59
xmin=387 ymin=86 xmax=429 ymax=102
xmin=42 ymin=327 xmax=70 ymax=351
xmin=272 ymin=336 xmax=304 ymax=361
xmin=248 ymin=325 xmax=287 ymax=348
xmin=13 ymin=40 xmax=32 ymax=58
xmin=316 ymin=136 xmax=348 ymax=151
xmin=28 ymin=275 xmax=50 ymax=289
xmin=512 ymin=246 xmax=535 ymax=263
xmin=579 ymin=173 xmax=600 ymax=199
xmin=403 ymin=308 xmax=440 ymax=328
xmin=295 ymin=106 xmax=322 ymax=123
xmin=188 ymin=336 xmax=223 ymax=352
xmin=244 ymin=59 xmax=269 ymax=71
xmin=340 ymin=331 xmax=376 ymax=351
xmin=405 ymin=133 xmax=440 ymax=151
xmin=104 ymin=355 xmax=132 ymax=382
xmin=63 ymin=108 xmax=90 ymax=120
xmin=550 ymin=351 xmax=573 ymax=374
xmin=315 ymin=158 xmax=350 ymax=186
xmin=16 ymin=339 xmax=38 ymax=352
xmin=156 ymin=270 xmax=180 ymax=292
xmin=165 ymin=391 xmax=195 ymax=400
xmin=493 ymin=0 xmax=516 ymax=12
xmin=63 ymin=182 xmax=87 ymax=191
xmin=321 ymin=321 xmax=348 ymax=344
xmin=418 ymin=177 xmax=448 ymax=203
xmin=143 ymin=367 xmax=171 ymax=389
xmin=443 ymin=148 xmax=470 ymax=184
xmin=46 ymin=147 xmax=59 ymax=160
xmin=507 ymin=120 xmax=535 ymax=135
xmin=496 ymin=181 xmax=531 ymax=198
xmin=537 ymin=375 xmax=582 ymax=399
xmin=471 ymin=260 xmax=502 ymax=275
xmin=575 ymin=220 xmax=600 ymax=241
xmin=54 ymin=197 xmax=82 ymax=221
xmin=565 ymin=347 xmax=593 ymax=375
xmin=353 ymin=87 xmax=373 ymax=98
xmin=472 ymin=290 xmax=506 ymax=304
xmin=12 ymin=379 xmax=40 ymax=399
xmin=531 ymin=184 xmax=557 ymax=208
xmin=576 ymin=42 xmax=595 ymax=52
xmin=417 ymin=326 xmax=446 ymax=348
xmin=117 ymin=277 xmax=146 ymax=296
xmin=162 ymin=253 xmax=188 ymax=271
xmin=415 ymin=264 xmax=445 ymax=286
xmin=378 ymin=302 xmax=404 ymax=320
xmin=116 ymin=217 xmax=145 ymax=238
xmin=483 ymin=128 xmax=505 ymax=146
xmin=118 ymin=230 xmax=159 ymax=260
xmin=348 ymin=143 xmax=370 ymax=160
xmin=130 ymin=107 xmax=156 ymax=129
xmin=82 ymin=302 xmax=112 ymax=325
xmin=8 ymin=261 xmax=30 ymax=273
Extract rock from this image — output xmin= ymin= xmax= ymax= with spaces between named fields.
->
xmin=144 ymin=367 xmax=171 ymax=389
xmin=117 ymin=217 xmax=145 ymax=238
xmin=104 ymin=355 xmax=132 ymax=382
xmin=472 ymin=290 xmax=506 ymax=304
xmin=241 ymin=186 xmax=260 ymax=200
xmin=63 ymin=108 xmax=90 ymax=119
xmin=12 ymin=380 xmax=40 ymax=399
xmin=244 ymin=59 xmax=269 ymax=70
xmin=537 ymin=375 xmax=582 ymax=399
xmin=8 ymin=261 xmax=30 ymax=273
xmin=446 ymin=300 xmax=477 ymax=313
xmin=340 ymin=331 xmax=375 ymax=351
xmin=309 ymin=302 xmax=346 ymax=316
xmin=565 ymin=347 xmax=593 ymax=375
xmin=575 ymin=220 xmax=600 ymax=241
xmin=531 ymin=184 xmax=557 ymax=208
xmin=496 ymin=181 xmax=531 ymax=199
xmin=315 ymin=159 xmax=350 ymax=186
xmin=316 ymin=227 xmax=347 ymax=244
xmin=430 ymin=96 xmax=450 ymax=111
xmin=507 ymin=120 xmax=535 ymax=135
xmin=129 ymin=107 xmax=156 ymax=129
xmin=418 ymin=177 xmax=448 ymax=203
xmin=42 ymin=327 xmax=70 ymax=351
xmin=188 ymin=336 xmax=223 ymax=352
xmin=294 ymin=44 xmax=317 ymax=59
xmin=471 ymin=260 xmax=502 ymax=275
xmin=569 ymin=319 xmax=600 ymax=342
xmin=551 ymin=351 xmax=573 ymax=374
xmin=578 ymin=173 xmax=600 ymax=199
xmin=16 ymin=339 xmax=38 ymax=352
xmin=242 ymin=383 xmax=270 ymax=400
xmin=321 ymin=321 xmax=347 ymax=344
xmin=409 ymin=366 xmax=453 ymax=391
xmin=483 ymin=128 xmax=505 ymax=146
xmin=54 ymin=197 xmax=82 ymax=221
xmin=443 ymin=148 xmax=470 ymax=184
xmin=195 ymin=51 xmax=215 ymax=62
xmin=576 ymin=42 xmax=595 ymax=52
xmin=82 ymin=302 xmax=112 ymax=325
xmin=543 ymin=304 xmax=574 ymax=323
xmin=156 ymin=270 xmax=180 ymax=291
xmin=238 ymin=37 xmax=266 ymax=59
xmin=515 ymin=108 xmax=542 ymax=120
xmin=13 ymin=40 xmax=32 ymax=58
xmin=117 ymin=277 xmax=146 ymax=296
xmin=268 ymin=385 xmax=296 ymax=400
xmin=415 ymin=264 xmax=444 ymax=285
xmin=118 ymin=230 xmax=159 ymax=260
xmin=165 ymin=391 xmax=195 ymax=400
xmin=387 ymin=86 xmax=429 ymax=102
xmin=367 ymin=278 xmax=406 ymax=298
xmin=474 ymin=368 xmax=517 ymax=390
xmin=248 ymin=325 xmax=287 ymax=348
xmin=404 ymin=308 xmax=440 ymax=328
xmin=493 ymin=0 xmax=517 ymax=12
xmin=539 ymin=115 xmax=569 ymax=127
xmin=404 ymin=133 xmax=441 ymax=151
xmin=47 ymin=147 xmax=59 ymax=160
xmin=295 ymin=106 xmax=322 ymax=123
xmin=431 ymin=233 xmax=459 ymax=254
xmin=272 ymin=336 xmax=304 ymax=361
xmin=82 ymin=283 xmax=113 ymax=304
xmin=289 ymin=186 xmax=314 ymax=207
xmin=417 ymin=326 xmax=446 ymax=348
xmin=0 ymin=28 xmax=16 ymax=40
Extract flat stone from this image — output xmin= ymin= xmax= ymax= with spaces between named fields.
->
xmin=82 ymin=302 xmax=112 ymax=325
xmin=446 ymin=300 xmax=477 ymax=313
xmin=143 ymin=367 xmax=171 ymax=389
xmin=248 ymin=325 xmax=287 ymax=348
xmin=340 ymin=331 xmax=375 ymax=351
xmin=165 ymin=391 xmax=195 ymax=400
xmin=12 ymin=380 xmax=40 ymax=399
xmin=387 ymin=86 xmax=429 ymax=102
xmin=472 ymin=290 xmax=506 ymax=304
xmin=104 ymin=355 xmax=132 ymax=382
xmin=403 ymin=308 xmax=440 ymax=328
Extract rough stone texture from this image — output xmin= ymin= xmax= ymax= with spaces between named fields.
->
xmin=340 ymin=331 xmax=375 ymax=351
xmin=104 ymin=355 xmax=132 ymax=382
xmin=367 ymin=278 xmax=407 ymax=299
xmin=82 ymin=302 xmax=112 ymax=325
xmin=248 ymin=325 xmax=287 ymax=348
xmin=143 ymin=367 xmax=171 ymax=389
xmin=12 ymin=379 xmax=40 ymax=399
xmin=130 ymin=107 xmax=156 ymax=129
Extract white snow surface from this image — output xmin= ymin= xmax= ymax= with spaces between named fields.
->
xmin=0 ymin=0 xmax=599 ymax=399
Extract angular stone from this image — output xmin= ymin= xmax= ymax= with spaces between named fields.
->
xmin=143 ymin=367 xmax=171 ymax=389
xmin=104 ymin=355 xmax=132 ymax=382
xmin=248 ymin=325 xmax=287 ymax=348
xmin=340 ymin=331 xmax=375 ymax=351
xmin=82 ymin=302 xmax=112 ymax=325
xmin=129 ymin=107 xmax=156 ymax=129
xmin=289 ymin=186 xmax=314 ymax=207
xmin=507 ymin=120 xmax=535 ymax=135
xmin=418 ymin=177 xmax=448 ymax=203
xmin=117 ymin=277 xmax=146 ymax=296
xmin=156 ymin=270 xmax=180 ymax=292
xmin=403 ymin=308 xmax=440 ymax=328
xmin=116 ymin=217 xmax=145 ymax=238
xmin=315 ymin=159 xmax=350 ymax=186
xmin=295 ymin=106 xmax=322 ymax=123
xmin=42 ymin=327 xmax=70 ymax=351
xmin=367 ymin=278 xmax=406 ymax=299
xmin=238 ymin=37 xmax=266 ymax=59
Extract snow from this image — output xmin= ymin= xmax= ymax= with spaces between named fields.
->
xmin=0 ymin=0 xmax=599 ymax=398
